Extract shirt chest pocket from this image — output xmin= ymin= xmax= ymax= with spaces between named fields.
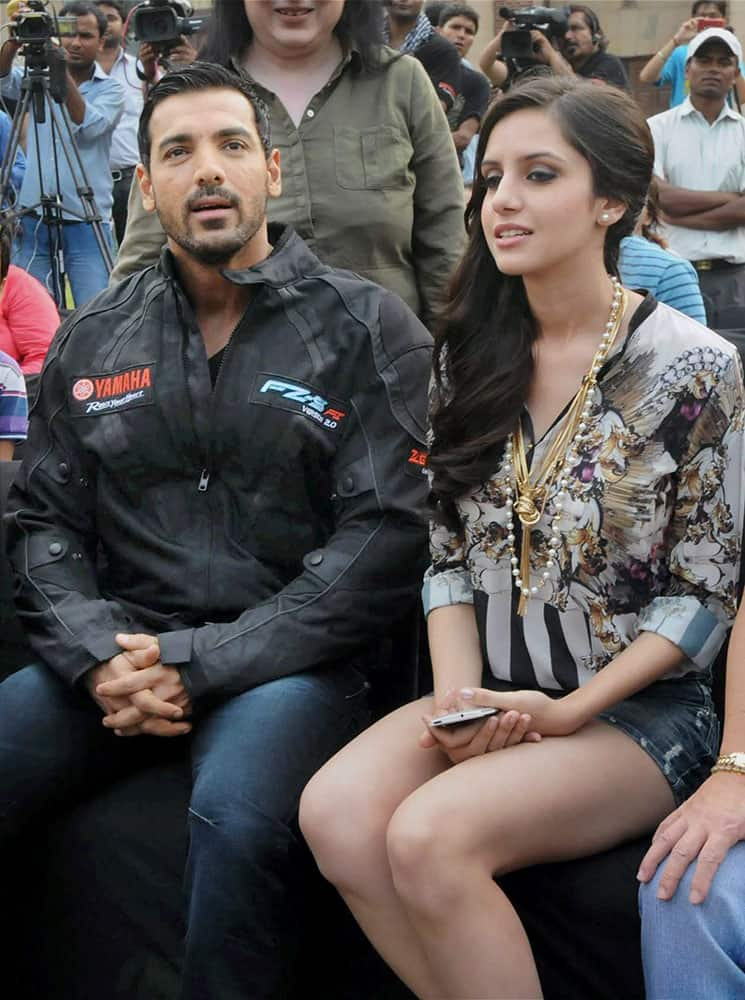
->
xmin=334 ymin=126 xmax=411 ymax=190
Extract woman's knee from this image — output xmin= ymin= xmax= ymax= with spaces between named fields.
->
xmin=299 ymin=764 xmax=391 ymax=891
xmin=386 ymin=798 xmax=485 ymax=914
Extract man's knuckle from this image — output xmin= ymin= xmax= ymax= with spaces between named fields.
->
xmin=671 ymin=844 xmax=692 ymax=860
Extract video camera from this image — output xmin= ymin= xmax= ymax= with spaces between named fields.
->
xmin=499 ymin=5 xmax=570 ymax=61
xmin=9 ymin=0 xmax=77 ymax=47
xmin=132 ymin=0 xmax=204 ymax=46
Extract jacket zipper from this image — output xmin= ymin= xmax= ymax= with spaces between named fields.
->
xmin=199 ymin=331 xmax=237 ymax=492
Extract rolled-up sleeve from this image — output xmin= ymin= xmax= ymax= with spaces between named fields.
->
xmin=638 ymin=351 xmax=745 ymax=668
xmin=422 ymin=517 xmax=473 ymax=615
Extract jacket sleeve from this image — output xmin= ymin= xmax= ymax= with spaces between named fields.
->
xmin=157 ymin=294 xmax=432 ymax=701
xmin=109 ymin=175 xmax=166 ymax=283
xmin=406 ymin=58 xmax=466 ymax=329
xmin=5 ymin=333 xmax=138 ymax=685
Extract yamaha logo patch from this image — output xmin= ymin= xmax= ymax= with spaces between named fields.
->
xmin=69 ymin=364 xmax=156 ymax=417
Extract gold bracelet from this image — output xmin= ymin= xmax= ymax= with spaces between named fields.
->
xmin=711 ymin=752 xmax=745 ymax=776
xmin=657 ymin=50 xmax=667 ymax=60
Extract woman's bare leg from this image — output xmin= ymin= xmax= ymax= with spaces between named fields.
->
xmin=384 ymin=720 xmax=675 ymax=999
xmin=300 ymin=696 xmax=449 ymax=997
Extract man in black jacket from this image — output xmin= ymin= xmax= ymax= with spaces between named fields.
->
xmin=0 ymin=63 xmax=431 ymax=999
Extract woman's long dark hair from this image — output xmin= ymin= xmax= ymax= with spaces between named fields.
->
xmin=199 ymin=0 xmax=385 ymax=72
xmin=430 ymin=75 xmax=654 ymax=533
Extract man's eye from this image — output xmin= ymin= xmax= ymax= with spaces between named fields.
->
xmin=225 ymin=141 xmax=246 ymax=151
xmin=165 ymin=147 xmax=187 ymax=159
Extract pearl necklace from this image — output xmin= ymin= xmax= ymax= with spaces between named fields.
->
xmin=504 ymin=278 xmax=627 ymax=617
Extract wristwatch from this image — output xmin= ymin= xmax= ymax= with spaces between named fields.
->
xmin=711 ymin=752 xmax=745 ymax=776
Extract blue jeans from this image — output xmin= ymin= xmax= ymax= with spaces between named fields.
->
xmin=13 ymin=214 xmax=113 ymax=307
xmin=640 ymin=842 xmax=745 ymax=998
xmin=0 ymin=661 xmax=371 ymax=999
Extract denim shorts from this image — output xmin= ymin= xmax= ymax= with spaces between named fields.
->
xmin=481 ymin=671 xmax=720 ymax=807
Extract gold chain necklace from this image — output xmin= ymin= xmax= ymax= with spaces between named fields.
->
xmin=505 ymin=278 xmax=627 ymax=617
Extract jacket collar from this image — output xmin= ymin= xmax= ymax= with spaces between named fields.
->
xmin=159 ymin=224 xmax=327 ymax=289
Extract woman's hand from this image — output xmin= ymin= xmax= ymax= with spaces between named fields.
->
xmin=637 ymin=772 xmax=745 ymax=903
xmin=458 ymin=687 xmax=582 ymax=737
xmin=419 ymin=688 xmax=541 ymax=764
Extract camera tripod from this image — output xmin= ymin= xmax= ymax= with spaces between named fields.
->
xmin=0 ymin=42 xmax=114 ymax=307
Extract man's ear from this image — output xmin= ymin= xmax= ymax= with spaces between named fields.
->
xmin=137 ymin=163 xmax=156 ymax=213
xmin=266 ymin=148 xmax=282 ymax=200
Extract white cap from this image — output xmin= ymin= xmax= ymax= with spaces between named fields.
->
xmin=687 ymin=27 xmax=742 ymax=63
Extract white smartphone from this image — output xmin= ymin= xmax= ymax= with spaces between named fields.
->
xmin=429 ymin=707 xmax=498 ymax=728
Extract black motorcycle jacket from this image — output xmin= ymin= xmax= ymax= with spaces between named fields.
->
xmin=7 ymin=225 xmax=432 ymax=701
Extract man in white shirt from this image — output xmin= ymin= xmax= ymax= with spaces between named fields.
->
xmin=94 ymin=1 xmax=143 ymax=244
xmin=649 ymin=27 xmax=745 ymax=326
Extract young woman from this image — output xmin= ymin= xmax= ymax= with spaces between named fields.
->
xmin=300 ymin=75 xmax=745 ymax=999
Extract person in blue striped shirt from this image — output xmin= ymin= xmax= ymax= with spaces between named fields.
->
xmin=619 ymin=179 xmax=706 ymax=323
xmin=0 ymin=348 xmax=27 ymax=460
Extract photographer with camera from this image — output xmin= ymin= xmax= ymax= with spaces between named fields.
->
xmin=560 ymin=5 xmax=628 ymax=89
xmin=479 ymin=8 xmax=572 ymax=88
xmin=0 ymin=1 xmax=124 ymax=305
xmin=639 ymin=2 xmax=745 ymax=108
xmin=480 ymin=5 xmax=627 ymax=91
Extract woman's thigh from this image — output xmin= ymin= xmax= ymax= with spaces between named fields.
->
xmin=389 ymin=719 xmax=676 ymax=876
xmin=300 ymin=695 xmax=450 ymax=853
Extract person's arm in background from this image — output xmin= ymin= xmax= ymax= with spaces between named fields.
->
xmin=2 ymin=267 xmax=59 ymax=374
xmin=414 ymin=36 xmax=462 ymax=113
xmin=655 ymin=176 xmax=740 ymax=217
xmin=639 ymin=18 xmax=698 ymax=84
xmin=109 ymin=172 xmax=166 ymax=282
xmin=478 ymin=23 xmax=510 ymax=87
xmin=638 ymin=600 xmax=745 ymax=903
xmin=0 ymin=110 xmax=24 ymax=199
xmin=63 ymin=70 xmax=123 ymax=139
xmin=451 ymin=70 xmax=490 ymax=153
xmin=406 ymin=58 xmax=465 ymax=329
xmin=530 ymin=31 xmax=573 ymax=76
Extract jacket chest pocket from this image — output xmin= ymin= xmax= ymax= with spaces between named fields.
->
xmin=334 ymin=126 xmax=410 ymax=190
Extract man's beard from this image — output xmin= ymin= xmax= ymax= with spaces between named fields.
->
xmin=158 ymin=189 xmax=268 ymax=267
xmin=102 ymin=34 xmax=120 ymax=50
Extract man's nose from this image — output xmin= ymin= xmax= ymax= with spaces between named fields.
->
xmin=193 ymin=155 xmax=225 ymax=186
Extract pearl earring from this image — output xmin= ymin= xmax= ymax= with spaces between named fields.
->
xmin=601 ymin=212 xmax=610 ymax=222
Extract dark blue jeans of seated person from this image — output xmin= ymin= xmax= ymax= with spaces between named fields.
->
xmin=0 ymin=660 xmax=371 ymax=1000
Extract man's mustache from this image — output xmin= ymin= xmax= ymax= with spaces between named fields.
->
xmin=186 ymin=187 xmax=240 ymax=211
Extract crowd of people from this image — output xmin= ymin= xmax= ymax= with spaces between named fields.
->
xmin=3 ymin=1 xmax=745 ymax=998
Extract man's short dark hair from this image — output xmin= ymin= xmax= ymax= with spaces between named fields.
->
xmin=692 ymin=1 xmax=727 ymax=16
xmin=569 ymin=4 xmax=607 ymax=51
xmin=138 ymin=62 xmax=271 ymax=171
xmin=423 ymin=1 xmax=448 ymax=25
xmin=60 ymin=1 xmax=107 ymax=37
xmin=439 ymin=3 xmax=479 ymax=31
xmin=94 ymin=0 xmax=127 ymax=20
